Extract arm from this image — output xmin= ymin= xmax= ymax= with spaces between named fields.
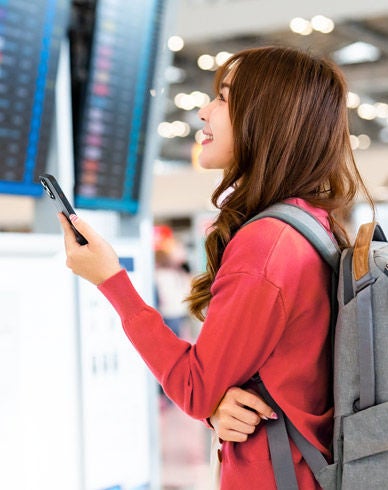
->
xmin=210 ymin=387 xmax=278 ymax=442
xmin=58 ymin=213 xmax=288 ymax=419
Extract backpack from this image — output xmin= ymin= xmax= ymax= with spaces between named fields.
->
xmin=246 ymin=202 xmax=388 ymax=490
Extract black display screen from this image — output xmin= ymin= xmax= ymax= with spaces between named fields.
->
xmin=74 ymin=0 xmax=165 ymax=214
xmin=0 ymin=0 xmax=69 ymax=196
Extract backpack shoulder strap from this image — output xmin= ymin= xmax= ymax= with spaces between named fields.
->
xmin=246 ymin=203 xmax=340 ymax=488
xmin=245 ymin=202 xmax=341 ymax=273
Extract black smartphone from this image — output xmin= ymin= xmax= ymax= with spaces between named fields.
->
xmin=39 ymin=173 xmax=88 ymax=245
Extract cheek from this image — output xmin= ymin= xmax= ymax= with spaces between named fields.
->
xmin=225 ymin=128 xmax=234 ymax=156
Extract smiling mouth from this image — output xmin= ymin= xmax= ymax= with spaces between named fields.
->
xmin=201 ymin=131 xmax=213 ymax=144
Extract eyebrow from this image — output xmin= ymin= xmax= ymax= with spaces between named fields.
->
xmin=220 ymin=82 xmax=231 ymax=89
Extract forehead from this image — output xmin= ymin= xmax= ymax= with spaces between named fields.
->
xmin=223 ymin=70 xmax=234 ymax=84
xmin=219 ymin=68 xmax=234 ymax=91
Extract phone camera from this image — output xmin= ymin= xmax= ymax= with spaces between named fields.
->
xmin=40 ymin=179 xmax=55 ymax=200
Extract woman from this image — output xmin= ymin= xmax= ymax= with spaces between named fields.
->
xmin=59 ymin=46 xmax=371 ymax=489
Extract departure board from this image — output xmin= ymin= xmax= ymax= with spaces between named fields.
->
xmin=0 ymin=0 xmax=69 ymax=196
xmin=74 ymin=0 xmax=165 ymax=214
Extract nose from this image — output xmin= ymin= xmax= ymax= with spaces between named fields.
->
xmin=198 ymin=101 xmax=210 ymax=121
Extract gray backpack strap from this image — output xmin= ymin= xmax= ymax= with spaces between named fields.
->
xmin=254 ymin=374 xmax=328 ymax=489
xmin=252 ymin=375 xmax=300 ymax=490
xmin=245 ymin=203 xmax=341 ymax=272
xmin=247 ymin=203 xmax=339 ymax=488
xmin=285 ymin=419 xmax=328 ymax=475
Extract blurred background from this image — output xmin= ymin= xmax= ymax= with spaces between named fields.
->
xmin=0 ymin=1 xmax=387 ymax=489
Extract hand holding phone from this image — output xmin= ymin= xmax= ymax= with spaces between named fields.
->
xmin=39 ymin=173 xmax=88 ymax=245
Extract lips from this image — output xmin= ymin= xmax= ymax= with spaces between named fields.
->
xmin=201 ymin=130 xmax=213 ymax=145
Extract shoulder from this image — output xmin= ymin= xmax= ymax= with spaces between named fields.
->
xmin=220 ymin=199 xmax=330 ymax=282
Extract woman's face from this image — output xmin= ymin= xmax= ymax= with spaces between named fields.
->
xmin=197 ymin=72 xmax=234 ymax=170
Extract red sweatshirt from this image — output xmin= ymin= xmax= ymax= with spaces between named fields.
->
xmin=98 ymin=198 xmax=333 ymax=489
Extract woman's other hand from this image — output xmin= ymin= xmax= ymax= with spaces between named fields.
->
xmin=210 ymin=387 xmax=277 ymax=442
xmin=58 ymin=213 xmax=122 ymax=285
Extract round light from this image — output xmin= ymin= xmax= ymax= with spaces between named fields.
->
xmin=311 ymin=15 xmax=335 ymax=34
xmin=347 ymin=92 xmax=360 ymax=109
xmin=349 ymin=135 xmax=359 ymax=150
xmin=167 ymin=35 xmax=184 ymax=52
xmin=165 ymin=65 xmax=185 ymax=84
xmin=300 ymin=23 xmax=313 ymax=36
xmin=195 ymin=129 xmax=204 ymax=144
xmin=191 ymin=90 xmax=210 ymax=108
xmin=375 ymin=102 xmax=388 ymax=119
xmin=174 ymin=93 xmax=196 ymax=111
xmin=174 ymin=93 xmax=186 ymax=108
xmin=158 ymin=122 xmax=174 ymax=138
xmin=215 ymin=51 xmax=233 ymax=66
xmin=197 ymin=54 xmax=216 ymax=71
xmin=358 ymin=134 xmax=371 ymax=150
xmin=181 ymin=94 xmax=196 ymax=111
xmin=289 ymin=17 xmax=311 ymax=35
xmin=171 ymin=120 xmax=190 ymax=137
xmin=357 ymin=103 xmax=377 ymax=120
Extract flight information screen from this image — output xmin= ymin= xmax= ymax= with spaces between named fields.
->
xmin=0 ymin=0 xmax=69 ymax=196
xmin=74 ymin=0 xmax=165 ymax=214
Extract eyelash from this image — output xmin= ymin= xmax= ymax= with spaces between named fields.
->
xmin=217 ymin=93 xmax=226 ymax=102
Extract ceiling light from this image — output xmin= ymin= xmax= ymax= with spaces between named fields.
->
xmin=167 ymin=35 xmax=184 ymax=52
xmin=375 ymin=102 xmax=388 ymax=119
xmin=171 ymin=120 xmax=191 ymax=137
xmin=195 ymin=129 xmax=204 ymax=144
xmin=357 ymin=103 xmax=377 ymax=120
xmin=158 ymin=122 xmax=175 ymax=138
xmin=197 ymin=54 xmax=216 ymax=71
xmin=190 ymin=91 xmax=210 ymax=108
xmin=357 ymin=134 xmax=371 ymax=150
xmin=346 ymin=92 xmax=360 ymax=109
xmin=165 ymin=66 xmax=186 ymax=84
xmin=333 ymin=42 xmax=381 ymax=65
xmin=289 ymin=17 xmax=312 ymax=35
xmin=311 ymin=15 xmax=335 ymax=34
xmin=349 ymin=135 xmax=359 ymax=150
xmin=215 ymin=51 xmax=233 ymax=66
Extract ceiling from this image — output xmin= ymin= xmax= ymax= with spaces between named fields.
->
xmin=158 ymin=0 xmax=388 ymax=163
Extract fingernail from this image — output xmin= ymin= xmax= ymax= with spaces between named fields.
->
xmin=69 ymin=214 xmax=78 ymax=222
xmin=270 ymin=412 xmax=278 ymax=420
xmin=261 ymin=415 xmax=269 ymax=421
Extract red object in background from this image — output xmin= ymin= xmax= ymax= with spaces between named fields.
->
xmin=153 ymin=224 xmax=174 ymax=251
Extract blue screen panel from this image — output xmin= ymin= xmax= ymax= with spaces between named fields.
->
xmin=0 ymin=0 xmax=69 ymax=196
xmin=74 ymin=0 xmax=165 ymax=214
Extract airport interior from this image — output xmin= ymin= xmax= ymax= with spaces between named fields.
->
xmin=1 ymin=0 xmax=388 ymax=489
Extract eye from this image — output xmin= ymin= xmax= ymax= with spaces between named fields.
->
xmin=217 ymin=92 xmax=226 ymax=102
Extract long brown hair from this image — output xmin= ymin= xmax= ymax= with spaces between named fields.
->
xmin=187 ymin=46 xmax=373 ymax=321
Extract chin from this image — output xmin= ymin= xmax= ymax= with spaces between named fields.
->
xmin=198 ymin=157 xmax=227 ymax=171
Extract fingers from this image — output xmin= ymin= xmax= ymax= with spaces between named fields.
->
xmin=217 ymin=428 xmax=250 ymax=443
xmin=67 ymin=214 xmax=96 ymax=239
xmin=210 ymin=385 xmax=278 ymax=444
xmin=57 ymin=212 xmax=122 ymax=284
xmin=218 ymin=399 xmax=260 ymax=426
xmin=57 ymin=213 xmax=79 ymax=251
xmin=226 ymin=387 xmax=277 ymax=421
xmin=210 ymin=411 xmax=255 ymax=442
